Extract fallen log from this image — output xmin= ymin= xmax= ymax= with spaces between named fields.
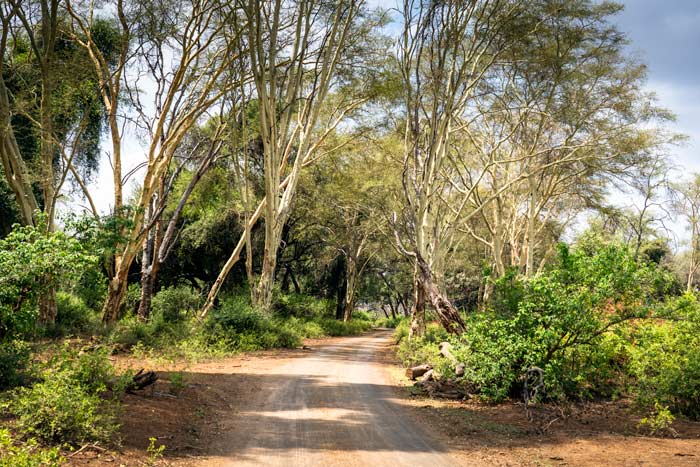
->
xmin=108 ymin=368 xmax=158 ymax=393
xmin=128 ymin=368 xmax=158 ymax=392
xmin=414 ymin=379 xmax=468 ymax=400
xmin=419 ymin=369 xmax=434 ymax=382
xmin=406 ymin=364 xmax=432 ymax=380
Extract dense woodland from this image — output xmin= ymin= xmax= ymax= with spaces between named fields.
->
xmin=1 ymin=0 xmax=699 ymax=463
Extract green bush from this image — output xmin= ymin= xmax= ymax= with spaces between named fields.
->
xmin=315 ymin=317 xmax=373 ymax=336
xmin=396 ymin=336 xmax=441 ymax=368
xmin=122 ymin=282 xmax=142 ymax=317
xmin=394 ymin=319 xmax=410 ymax=343
xmin=400 ymin=241 xmax=673 ymax=403
xmin=9 ymin=346 xmax=123 ymax=445
xmin=202 ymin=296 xmax=302 ymax=351
xmin=151 ymin=286 xmax=202 ymax=323
xmin=49 ymin=345 xmax=121 ymax=394
xmin=0 ymin=429 xmax=63 ymax=467
xmin=0 ymin=217 xmax=97 ymax=337
xmin=108 ymin=315 xmax=155 ymax=348
xmin=375 ymin=316 xmax=404 ymax=328
xmin=53 ymin=292 xmax=97 ymax=335
xmin=627 ymin=293 xmax=700 ymax=418
xmin=272 ymin=294 xmax=333 ymax=318
xmin=0 ymin=340 xmax=31 ymax=390
xmin=11 ymin=376 xmax=119 ymax=445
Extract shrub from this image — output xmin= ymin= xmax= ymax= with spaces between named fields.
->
xmin=375 ymin=316 xmax=403 ymax=328
xmin=108 ymin=316 xmax=154 ymax=348
xmin=394 ymin=319 xmax=410 ymax=343
xmin=49 ymin=345 xmax=120 ymax=394
xmin=272 ymin=294 xmax=333 ymax=318
xmin=0 ymin=217 xmax=97 ymax=337
xmin=315 ymin=317 xmax=372 ymax=336
xmin=627 ymin=293 xmax=700 ymax=418
xmin=0 ymin=429 xmax=63 ymax=467
xmin=11 ymin=376 xmax=119 ymax=445
xmin=400 ymin=241 xmax=673 ymax=403
xmin=638 ymin=403 xmax=676 ymax=435
xmin=122 ymin=283 xmax=142 ymax=317
xmin=151 ymin=286 xmax=202 ymax=323
xmin=53 ymin=292 xmax=97 ymax=335
xmin=9 ymin=346 xmax=123 ymax=445
xmin=0 ymin=340 xmax=31 ymax=390
xmin=396 ymin=336 xmax=441 ymax=368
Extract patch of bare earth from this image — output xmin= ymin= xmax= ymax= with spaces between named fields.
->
xmin=66 ymin=332 xmax=700 ymax=466
xmin=65 ymin=337 xmax=341 ymax=466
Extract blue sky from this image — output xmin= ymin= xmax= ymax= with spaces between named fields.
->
xmin=614 ymin=0 xmax=700 ymax=172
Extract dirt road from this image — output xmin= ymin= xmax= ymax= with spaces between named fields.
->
xmin=201 ymin=329 xmax=460 ymax=466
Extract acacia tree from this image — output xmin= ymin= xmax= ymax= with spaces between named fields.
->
xmin=463 ymin=1 xmax=674 ymax=280
xmin=67 ymin=0 xmax=247 ymax=323
xmin=673 ymin=174 xmax=700 ymax=291
xmin=394 ymin=0 xmax=530 ymax=335
xmin=0 ymin=0 xmax=110 ymax=322
xmin=200 ymin=0 xmax=378 ymax=317
xmin=295 ymin=142 xmax=386 ymax=321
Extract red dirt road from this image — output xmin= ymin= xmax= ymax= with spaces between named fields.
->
xmin=199 ymin=329 xmax=459 ymax=466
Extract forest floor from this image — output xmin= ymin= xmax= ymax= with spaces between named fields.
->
xmin=66 ymin=329 xmax=700 ymax=466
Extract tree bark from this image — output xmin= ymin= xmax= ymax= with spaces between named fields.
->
xmin=342 ymin=256 xmax=357 ymax=322
xmin=415 ymin=255 xmax=466 ymax=334
xmin=408 ymin=263 xmax=426 ymax=338
xmin=102 ymin=260 xmax=130 ymax=324
xmin=38 ymin=286 xmax=57 ymax=325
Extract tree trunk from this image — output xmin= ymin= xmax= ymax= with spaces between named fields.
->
xmin=0 ymin=78 xmax=39 ymax=225
xmin=415 ymin=255 xmax=466 ymax=334
xmin=408 ymin=264 xmax=426 ymax=338
xmin=38 ymin=287 xmax=57 ymax=325
xmin=335 ymin=258 xmax=347 ymax=321
xmin=102 ymin=261 xmax=130 ymax=324
xmin=137 ymin=265 xmax=155 ymax=322
xmin=342 ymin=256 xmax=357 ymax=322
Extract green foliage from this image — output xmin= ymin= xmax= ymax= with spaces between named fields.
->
xmin=0 ymin=340 xmax=31 ymax=390
xmin=169 ymin=371 xmax=186 ymax=395
xmin=0 ymin=217 xmax=97 ymax=337
xmin=393 ymin=319 xmax=410 ymax=343
xmin=638 ymin=403 xmax=676 ymax=435
xmin=123 ymin=283 xmax=142 ymax=317
xmin=397 ymin=336 xmax=441 ymax=368
xmin=374 ymin=316 xmax=403 ymax=328
xmin=9 ymin=346 xmax=123 ymax=445
xmin=627 ymin=293 xmax=700 ymax=418
xmin=402 ymin=241 xmax=675 ymax=403
xmin=313 ymin=317 xmax=373 ymax=337
xmin=272 ymin=293 xmax=334 ymax=318
xmin=151 ymin=286 xmax=202 ymax=323
xmin=147 ymin=436 xmax=166 ymax=464
xmin=104 ymin=291 xmax=373 ymax=360
xmin=0 ymin=429 xmax=63 ymax=467
xmin=51 ymin=292 xmax=99 ymax=336
xmin=203 ymin=297 xmax=301 ymax=351
xmin=11 ymin=377 xmax=119 ymax=445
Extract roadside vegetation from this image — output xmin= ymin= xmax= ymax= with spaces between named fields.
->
xmin=1 ymin=0 xmax=699 ymax=463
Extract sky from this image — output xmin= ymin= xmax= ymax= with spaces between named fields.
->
xmin=614 ymin=0 xmax=700 ymax=173
xmin=74 ymin=1 xmax=700 ymax=240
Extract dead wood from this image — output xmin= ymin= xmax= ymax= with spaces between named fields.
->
xmin=406 ymin=364 xmax=432 ymax=380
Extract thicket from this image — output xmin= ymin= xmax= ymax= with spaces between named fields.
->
xmin=398 ymin=239 xmax=700 ymax=421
